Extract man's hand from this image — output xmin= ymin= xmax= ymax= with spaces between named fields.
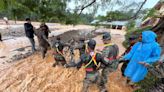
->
xmin=158 ymin=61 xmax=163 ymax=64
xmin=118 ymin=56 xmax=124 ymax=62
xmin=138 ymin=62 xmax=150 ymax=67
xmin=138 ymin=62 xmax=145 ymax=65
xmin=64 ymin=64 xmax=69 ymax=68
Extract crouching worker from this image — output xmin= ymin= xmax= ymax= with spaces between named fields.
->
xmin=65 ymin=39 xmax=112 ymax=92
xmin=52 ymin=36 xmax=70 ymax=66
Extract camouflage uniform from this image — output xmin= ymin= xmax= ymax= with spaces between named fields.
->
xmin=66 ymin=52 xmax=110 ymax=92
xmin=99 ymin=44 xmax=119 ymax=91
xmin=52 ymin=39 xmax=69 ymax=66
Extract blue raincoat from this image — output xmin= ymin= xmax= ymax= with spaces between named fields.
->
xmin=123 ymin=30 xmax=161 ymax=82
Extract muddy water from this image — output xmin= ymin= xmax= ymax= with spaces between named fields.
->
xmin=0 ymin=29 xmax=133 ymax=92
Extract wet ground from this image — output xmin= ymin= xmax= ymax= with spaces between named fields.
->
xmin=0 ymin=21 xmax=132 ymax=92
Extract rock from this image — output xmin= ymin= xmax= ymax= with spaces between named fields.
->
xmin=0 ymin=56 xmax=6 ymax=58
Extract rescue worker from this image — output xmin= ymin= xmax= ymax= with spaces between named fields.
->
xmin=65 ymin=39 xmax=112 ymax=92
xmin=35 ymin=24 xmax=50 ymax=59
xmin=24 ymin=18 xmax=36 ymax=53
xmin=52 ymin=36 xmax=70 ymax=66
xmin=121 ymin=30 xmax=161 ymax=86
xmin=120 ymin=36 xmax=137 ymax=76
xmin=40 ymin=22 xmax=51 ymax=39
xmin=98 ymin=32 xmax=119 ymax=92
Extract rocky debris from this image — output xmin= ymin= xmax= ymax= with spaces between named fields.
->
xmin=4 ymin=51 xmax=33 ymax=63
xmin=49 ymin=29 xmax=98 ymax=45
xmin=0 ymin=56 xmax=6 ymax=58
xmin=10 ymin=51 xmax=33 ymax=62
xmin=148 ymin=82 xmax=164 ymax=92
xmin=12 ymin=47 xmax=26 ymax=52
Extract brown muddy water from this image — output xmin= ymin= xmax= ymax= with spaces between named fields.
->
xmin=0 ymin=29 xmax=133 ymax=92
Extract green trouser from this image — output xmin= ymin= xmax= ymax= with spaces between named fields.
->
xmin=54 ymin=53 xmax=66 ymax=66
xmin=99 ymin=68 xmax=112 ymax=92
xmin=82 ymin=72 xmax=100 ymax=92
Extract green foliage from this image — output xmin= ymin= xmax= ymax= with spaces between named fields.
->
xmin=135 ymin=73 xmax=159 ymax=92
xmin=106 ymin=10 xmax=132 ymax=21
xmin=0 ymin=0 xmax=94 ymax=24
xmin=96 ymin=9 xmax=135 ymax=22
xmin=143 ymin=8 xmax=157 ymax=20
xmin=126 ymin=20 xmax=136 ymax=31
xmin=123 ymin=26 xmax=152 ymax=48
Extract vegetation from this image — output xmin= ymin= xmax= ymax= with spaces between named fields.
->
xmin=0 ymin=0 xmax=148 ymax=25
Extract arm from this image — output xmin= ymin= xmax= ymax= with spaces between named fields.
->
xmin=42 ymin=32 xmax=51 ymax=45
xmin=96 ymin=53 xmax=112 ymax=66
xmin=65 ymin=59 xmax=83 ymax=69
xmin=65 ymin=54 xmax=85 ymax=68
xmin=123 ymin=42 xmax=140 ymax=60
xmin=144 ymin=44 xmax=161 ymax=64
xmin=159 ymin=54 xmax=164 ymax=62
xmin=74 ymin=43 xmax=84 ymax=49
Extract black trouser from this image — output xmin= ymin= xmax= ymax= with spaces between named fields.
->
xmin=28 ymin=37 xmax=36 ymax=52
xmin=121 ymin=60 xmax=130 ymax=76
xmin=0 ymin=33 xmax=2 ymax=41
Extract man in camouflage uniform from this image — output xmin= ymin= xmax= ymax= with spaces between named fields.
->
xmin=35 ymin=24 xmax=50 ymax=59
xmin=52 ymin=36 xmax=70 ymax=66
xmin=65 ymin=39 xmax=112 ymax=92
xmin=98 ymin=32 xmax=119 ymax=92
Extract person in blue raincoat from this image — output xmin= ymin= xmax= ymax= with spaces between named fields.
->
xmin=122 ymin=30 xmax=161 ymax=84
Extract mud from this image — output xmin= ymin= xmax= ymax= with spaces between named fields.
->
xmin=0 ymin=23 xmax=133 ymax=92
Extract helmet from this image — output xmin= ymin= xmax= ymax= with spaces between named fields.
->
xmin=102 ymin=32 xmax=111 ymax=40
xmin=87 ymin=39 xmax=96 ymax=50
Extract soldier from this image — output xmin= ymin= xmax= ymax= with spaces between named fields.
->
xmin=120 ymin=36 xmax=137 ymax=76
xmin=97 ymin=32 xmax=119 ymax=92
xmin=52 ymin=36 xmax=70 ymax=66
xmin=24 ymin=18 xmax=36 ymax=53
xmin=65 ymin=39 xmax=112 ymax=92
xmin=35 ymin=24 xmax=50 ymax=59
